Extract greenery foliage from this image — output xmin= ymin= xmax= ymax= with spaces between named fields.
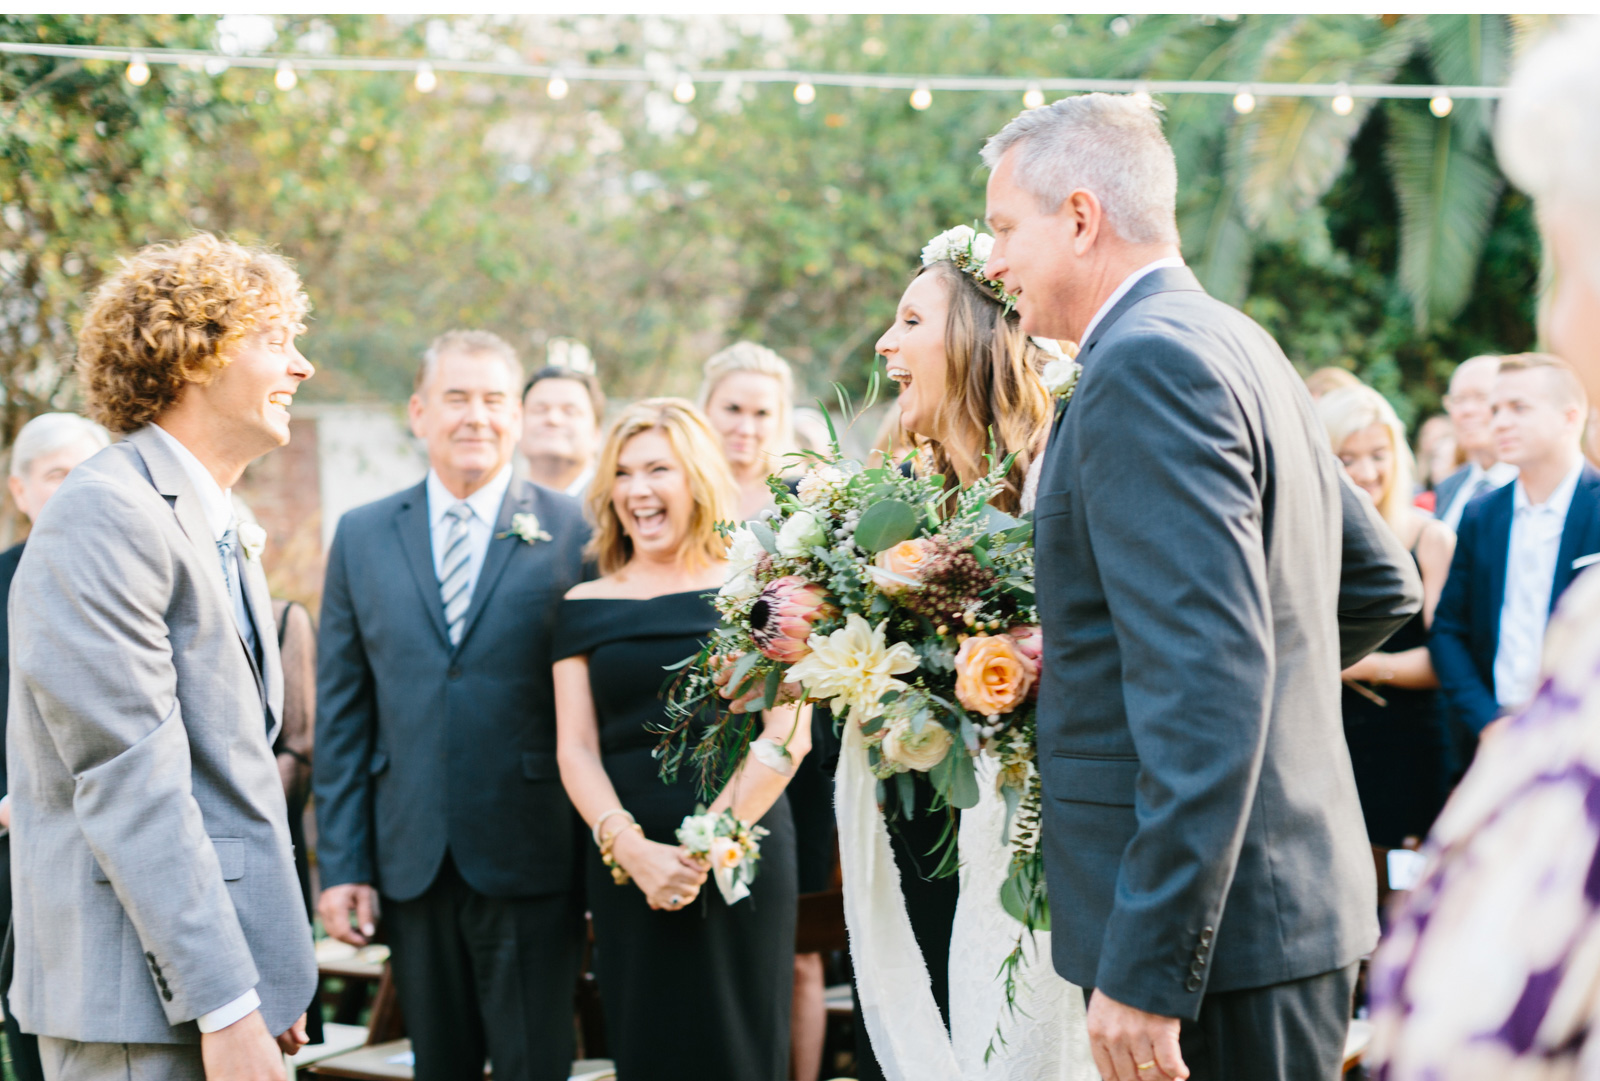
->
xmin=1 ymin=14 xmax=1543 ymax=443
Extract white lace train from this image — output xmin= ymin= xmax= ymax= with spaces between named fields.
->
xmin=949 ymin=756 xmax=1097 ymax=1080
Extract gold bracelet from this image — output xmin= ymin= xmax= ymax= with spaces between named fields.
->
xmin=599 ymin=821 xmax=644 ymax=885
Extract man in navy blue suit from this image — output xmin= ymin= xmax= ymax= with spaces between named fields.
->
xmin=1431 ymin=353 xmax=1600 ymax=745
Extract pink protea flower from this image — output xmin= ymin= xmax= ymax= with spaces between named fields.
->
xmin=750 ymin=576 xmax=835 ymax=662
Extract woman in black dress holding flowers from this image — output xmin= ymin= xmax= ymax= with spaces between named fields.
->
xmin=553 ymin=398 xmax=811 ymax=1081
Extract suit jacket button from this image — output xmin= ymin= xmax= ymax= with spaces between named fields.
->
xmin=447 ymin=665 xmax=461 ymax=680
xmin=1185 ymin=976 xmax=1202 ymax=992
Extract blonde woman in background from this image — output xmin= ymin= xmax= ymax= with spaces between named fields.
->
xmin=1317 ymin=386 xmax=1456 ymax=870
xmin=698 ymin=341 xmax=794 ymax=519
xmin=554 ymin=398 xmax=808 ymax=1081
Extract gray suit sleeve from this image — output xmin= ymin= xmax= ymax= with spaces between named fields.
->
xmin=1334 ymin=470 xmax=1423 ymax=667
xmin=313 ymin=517 xmax=378 ymax=889
xmin=1072 ymin=335 xmax=1276 ymax=1018
xmin=13 ymin=480 xmax=258 ymax=1024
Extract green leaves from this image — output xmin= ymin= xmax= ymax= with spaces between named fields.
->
xmin=1385 ymin=100 xmax=1504 ymax=327
xmin=852 ymin=498 xmax=919 ymax=553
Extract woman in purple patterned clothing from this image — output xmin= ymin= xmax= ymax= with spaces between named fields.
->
xmin=1367 ymin=16 xmax=1600 ymax=1080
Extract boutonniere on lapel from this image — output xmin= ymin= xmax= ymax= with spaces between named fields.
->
xmin=237 ymin=522 xmax=267 ymax=562
xmin=500 ymin=512 xmax=553 ymax=546
xmin=1037 ymin=337 xmax=1082 ymax=408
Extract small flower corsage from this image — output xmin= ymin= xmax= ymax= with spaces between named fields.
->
xmin=237 ymin=522 xmax=267 ymax=562
xmin=1035 ymin=337 xmax=1082 ymax=404
xmin=500 ymin=512 xmax=552 ymax=545
xmin=677 ymin=807 xmax=769 ymax=905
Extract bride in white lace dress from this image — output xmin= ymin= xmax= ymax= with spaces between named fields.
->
xmin=861 ymin=225 xmax=1095 ymax=1080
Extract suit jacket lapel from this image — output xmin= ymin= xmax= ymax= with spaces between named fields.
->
xmin=393 ymin=482 xmax=452 ymax=650
xmin=452 ymin=481 xmax=534 ymax=655
xmin=1552 ymin=465 xmax=1600 ymax=611
xmin=1484 ymin=488 xmax=1514 ymax=646
xmin=239 ymin=547 xmax=283 ymax=739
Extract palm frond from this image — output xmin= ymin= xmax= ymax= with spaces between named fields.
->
xmin=1235 ymin=14 xmax=1424 ymax=238
xmin=1383 ymin=100 xmax=1504 ymax=327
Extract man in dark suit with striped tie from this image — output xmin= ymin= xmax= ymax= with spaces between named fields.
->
xmin=315 ymin=330 xmax=590 ymax=1081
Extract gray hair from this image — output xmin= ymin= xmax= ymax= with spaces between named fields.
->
xmin=414 ymin=329 xmax=523 ymax=394
xmin=10 ymin=412 xmax=110 ymax=478
xmin=1497 ymin=16 xmax=1600 ymax=289
xmin=981 ymin=92 xmax=1180 ymax=246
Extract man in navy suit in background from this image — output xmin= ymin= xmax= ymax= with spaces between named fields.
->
xmin=1431 ymin=353 xmax=1600 ymax=746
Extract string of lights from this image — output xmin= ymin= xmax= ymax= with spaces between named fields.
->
xmin=0 ymin=39 xmax=1503 ymax=119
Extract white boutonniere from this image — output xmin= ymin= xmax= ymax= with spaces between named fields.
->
xmin=1035 ymin=337 xmax=1082 ymax=404
xmin=237 ymin=522 xmax=267 ymax=562
xmin=502 ymin=512 xmax=552 ymax=545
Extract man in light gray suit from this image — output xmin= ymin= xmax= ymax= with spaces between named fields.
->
xmin=983 ymin=97 xmax=1422 ymax=1081
xmin=6 ymin=234 xmax=318 ymax=1081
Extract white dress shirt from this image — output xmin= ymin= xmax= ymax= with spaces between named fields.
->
xmin=1077 ymin=256 xmax=1187 ymax=349
xmin=149 ymin=424 xmax=263 ymax=1033
xmin=1494 ymin=460 xmax=1584 ymax=710
xmin=1441 ymin=460 xmax=1519 ymax=532
xmin=427 ymin=464 xmax=513 ymax=606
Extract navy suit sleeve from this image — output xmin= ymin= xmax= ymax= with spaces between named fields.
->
xmin=1336 ymin=473 xmax=1423 ymax=666
xmin=1428 ymin=504 xmax=1500 ymax=734
xmin=1073 ymin=333 xmax=1273 ymax=1018
xmin=313 ymin=518 xmax=379 ymax=888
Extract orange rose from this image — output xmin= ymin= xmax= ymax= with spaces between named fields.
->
xmin=954 ymin=634 xmax=1035 ymax=716
xmin=872 ymin=538 xmax=935 ymax=593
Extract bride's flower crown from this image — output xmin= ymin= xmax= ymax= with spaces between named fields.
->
xmin=920 ymin=224 xmax=1014 ymax=307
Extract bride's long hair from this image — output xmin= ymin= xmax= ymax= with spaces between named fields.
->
xmin=909 ymin=259 xmax=1054 ymax=515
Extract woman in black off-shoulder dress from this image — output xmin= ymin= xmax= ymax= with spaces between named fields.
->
xmin=553 ymin=399 xmax=807 ymax=1081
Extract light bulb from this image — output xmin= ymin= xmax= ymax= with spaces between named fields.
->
xmin=1023 ymin=85 xmax=1045 ymax=110
xmin=910 ymin=83 xmax=932 ymax=111
xmin=1331 ymin=92 xmax=1354 ymax=116
xmin=673 ymin=77 xmax=696 ymax=104
xmin=125 ymin=54 xmax=150 ymax=87
xmin=1429 ymin=94 xmax=1453 ymax=118
xmin=274 ymin=61 xmax=297 ymax=92
xmin=793 ymin=81 xmax=816 ymax=105
xmin=1232 ymin=88 xmax=1255 ymax=114
xmin=547 ymin=75 xmax=569 ymax=100
xmin=414 ymin=63 xmax=437 ymax=93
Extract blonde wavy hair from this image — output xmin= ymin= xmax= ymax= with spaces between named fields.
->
xmin=1317 ymin=385 xmax=1416 ymax=532
xmin=911 ymin=260 xmax=1054 ymax=515
xmin=586 ymin=398 xmax=739 ymax=575
xmin=696 ymin=341 xmax=795 ymax=470
xmin=77 ymin=233 xmax=308 ymax=434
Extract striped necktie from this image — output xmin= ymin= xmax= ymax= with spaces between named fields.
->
xmin=438 ymin=503 xmax=474 ymax=647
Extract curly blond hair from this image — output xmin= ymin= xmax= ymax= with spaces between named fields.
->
xmin=77 ymin=233 xmax=309 ymax=434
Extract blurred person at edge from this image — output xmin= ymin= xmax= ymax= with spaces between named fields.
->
xmin=0 ymin=412 xmax=109 ymax=1081
xmin=697 ymin=341 xmax=795 ymax=520
xmin=520 ymin=365 xmax=605 ymax=499
xmin=1316 ymin=387 xmax=1455 ymax=893
xmin=1433 ymin=355 xmax=1518 ymax=531
xmin=1368 ymin=20 xmax=1600 ymax=1077
xmin=1412 ymin=414 xmax=1457 ymax=512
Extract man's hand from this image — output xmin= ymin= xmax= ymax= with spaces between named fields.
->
xmin=200 ymin=1009 xmax=286 ymax=1081
xmin=275 ymin=1013 xmax=310 ymax=1056
xmin=317 ymin=883 xmax=379 ymax=946
xmin=1086 ymin=990 xmax=1188 ymax=1081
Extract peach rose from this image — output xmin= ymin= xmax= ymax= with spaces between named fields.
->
xmin=955 ymin=633 xmax=1035 ymax=715
xmin=872 ymin=538 xmax=936 ymax=593
xmin=1007 ymin=625 xmax=1042 ymax=699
